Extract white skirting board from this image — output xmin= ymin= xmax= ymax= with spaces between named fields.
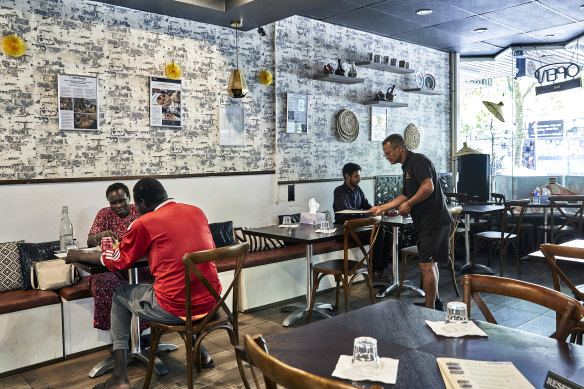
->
xmin=0 ymin=304 xmax=63 ymax=374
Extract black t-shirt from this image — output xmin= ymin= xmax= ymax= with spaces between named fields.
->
xmin=401 ymin=151 xmax=452 ymax=231
xmin=333 ymin=183 xmax=372 ymax=224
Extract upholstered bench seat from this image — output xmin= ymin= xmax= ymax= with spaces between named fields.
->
xmin=58 ymin=276 xmax=92 ymax=301
xmin=0 ymin=289 xmax=61 ymax=315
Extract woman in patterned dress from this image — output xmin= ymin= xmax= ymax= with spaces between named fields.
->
xmin=87 ymin=182 xmax=154 ymax=331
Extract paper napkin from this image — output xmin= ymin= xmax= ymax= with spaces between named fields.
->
xmin=331 ymin=355 xmax=398 ymax=384
xmin=425 ymin=320 xmax=488 ymax=337
xmin=315 ymin=228 xmax=337 ymax=233
xmin=278 ymin=224 xmax=299 ymax=228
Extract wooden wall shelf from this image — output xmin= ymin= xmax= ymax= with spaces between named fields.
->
xmin=355 ymin=61 xmax=415 ymax=74
xmin=313 ymin=74 xmax=365 ymax=84
xmin=403 ymin=88 xmax=442 ymax=95
xmin=363 ymin=101 xmax=408 ymax=108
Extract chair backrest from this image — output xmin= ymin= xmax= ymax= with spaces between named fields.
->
xmin=244 ymin=334 xmax=358 ymax=389
xmin=491 ymin=193 xmax=505 ymax=205
xmin=540 ymin=244 xmax=584 ymax=301
xmin=500 ymin=199 xmax=529 ymax=239
xmin=182 ymin=242 xmax=249 ymax=332
xmin=343 ymin=217 xmax=381 ymax=275
xmin=445 ymin=192 xmax=468 ymax=205
xmin=549 ymin=196 xmax=584 ymax=242
xmin=462 ymin=274 xmax=584 ymax=342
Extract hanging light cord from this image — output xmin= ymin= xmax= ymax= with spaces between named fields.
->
xmin=236 ymin=25 xmax=239 ymax=69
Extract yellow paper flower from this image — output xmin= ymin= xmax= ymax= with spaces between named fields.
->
xmin=2 ymin=34 xmax=26 ymax=57
xmin=165 ymin=62 xmax=182 ymax=79
xmin=259 ymin=70 xmax=273 ymax=85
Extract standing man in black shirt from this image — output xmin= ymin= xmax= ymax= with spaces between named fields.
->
xmin=370 ymin=134 xmax=452 ymax=310
xmin=333 ymin=163 xmax=389 ymax=283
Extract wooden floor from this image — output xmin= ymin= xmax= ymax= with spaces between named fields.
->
xmin=2 ymin=251 xmax=583 ymax=389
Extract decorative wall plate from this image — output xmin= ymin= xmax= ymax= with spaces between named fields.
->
xmin=337 ymin=109 xmax=359 ymax=142
xmin=404 ymin=123 xmax=420 ymax=149
xmin=423 ymin=74 xmax=436 ymax=90
xmin=415 ymin=71 xmax=424 ymax=88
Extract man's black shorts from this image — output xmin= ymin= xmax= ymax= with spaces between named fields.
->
xmin=416 ymin=223 xmax=451 ymax=263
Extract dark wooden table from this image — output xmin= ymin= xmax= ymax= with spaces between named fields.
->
xmin=458 ymin=204 xmax=505 ymax=275
xmin=376 ymin=215 xmax=421 ymax=298
xmin=71 ymin=257 xmax=177 ymax=378
xmin=253 ymin=299 xmax=584 ymax=388
xmin=243 ymin=223 xmax=363 ymax=326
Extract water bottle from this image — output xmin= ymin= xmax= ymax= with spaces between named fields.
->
xmin=533 ymin=187 xmax=541 ymax=205
xmin=59 ymin=206 xmax=74 ymax=252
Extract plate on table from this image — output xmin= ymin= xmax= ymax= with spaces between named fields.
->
xmin=423 ymin=74 xmax=436 ymax=90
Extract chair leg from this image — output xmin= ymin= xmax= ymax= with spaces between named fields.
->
xmin=343 ymin=277 xmax=350 ymax=313
xmin=306 ymin=272 xmax=321 ymax=321
xmin=143 ymin=327 xmax=164 ymax=389
xmin=514 ymin=240 xmax=521 ymax=275
xmin=365 ymin=273 xmax=375 ymax=305
xmin=487 ymin=242 xmax=492 ymax=267
xmin=334 ymin=276 xmax=340 ymax=310
xmin=186 ymin=331 xmax=194 ymax=389
xmin=450 ymin=257 xmax=460 ymax=297
xmin=235 ymin=351 xmax=251 ymax=389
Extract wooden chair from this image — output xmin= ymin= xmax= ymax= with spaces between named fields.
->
xmin=143 ymin=243 xmax=250 ymax=389
xmin=462 ymin=274 xmax=584 ymax=342
xmin=537 ymin=195 xmax=584 ymax=244
xmin=306 ymin=217 xmax=380 ymax=320
xmin=471 ymin=199 xmax=529 ymax=277
xmin=244 ymin=334 xmax=358 ymax=389
xmin=398 ymin=206 xmax=463 ymax=297
xmin=491 ymin=192 xmax=505 ymax=205
xmin=492 ymin=193 xmax=535 ymax=252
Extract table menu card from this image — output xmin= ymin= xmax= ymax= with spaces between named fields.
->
xmin=437 ymin=357 xmax=534 ymax=389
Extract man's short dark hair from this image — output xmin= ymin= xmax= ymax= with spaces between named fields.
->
xmin=382 ymin=134 xmax=407 ymax=149
xmin=133 ymin=178 xmax=168 ymax=205
xmin=342 ymin=162 xmax=361 ymax=178
xmin=106 ymin=182 xmax=131 ymax=200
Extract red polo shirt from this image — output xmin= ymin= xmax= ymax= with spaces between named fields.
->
xmin=101 ymin=200 xmax=221 ymax=318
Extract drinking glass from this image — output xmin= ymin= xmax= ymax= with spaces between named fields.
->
xmin=444 ymin=301 xmax=470 ymax=332
xmin=351 ymin=337 xmax=381 ymax=376
xmin=65 ymin=238 xmax=78 ymax=252
xmin=320 ymin=220 xmax=330 ymax=231
xmin=282 ymin=216 xmax=292 ymax=226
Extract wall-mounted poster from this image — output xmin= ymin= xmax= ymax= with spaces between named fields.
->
xmin=370 ymin=106 xmax=388 ymax=141
xmin=150 ymin=77 xmax=182 ymax=128
xmin=58 ymin=74 xmax=99 ymax=131
xmin=219 ymin=106 xmax=245 ymax=145
xmin=286 ymin=93 xmax=308 ymax=134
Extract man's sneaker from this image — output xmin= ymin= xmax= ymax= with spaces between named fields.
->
xmin=414 ymin=299 xmax=444 ymax=311
xmin=372 ymin=271 xmax=390 ymax=283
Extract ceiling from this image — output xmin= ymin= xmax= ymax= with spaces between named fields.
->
xmin=93 ymin=0 xmax=584 ymax=82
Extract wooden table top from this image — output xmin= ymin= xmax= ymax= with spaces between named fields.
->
xmin=72 ymin=257 xmax=149 ymax=275
xmin=256 ymin=299 xmax=584 ymax=388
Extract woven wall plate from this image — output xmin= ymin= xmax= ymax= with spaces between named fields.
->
xmin=336 ymin=109 xmax=359 ymax=142
xmin=404 ymin=123 xmax=420 ymax=149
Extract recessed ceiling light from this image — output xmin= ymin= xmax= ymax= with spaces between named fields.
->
xmin=416 ymin=9 xmax=432 ymax=16
xmin=471 ymin=49 xmax=481 ymax=52
xmin=474 ymin=28 xmax=488 ymax=33
xmin=545 ymin=34 xmax=555 ymax=39
xmin=580 ymin=4 xmax=584 ymax=10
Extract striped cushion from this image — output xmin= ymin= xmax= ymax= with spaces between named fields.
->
xmin=233 ymin=227 xmax=285 ymax=252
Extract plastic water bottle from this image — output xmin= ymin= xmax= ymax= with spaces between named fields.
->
xmin=59 ymin=206 xmax=74 ymax=252
xmin=533 ymin=187 xmax=541 ymax=204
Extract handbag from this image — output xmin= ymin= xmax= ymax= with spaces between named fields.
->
xmin=30 ymin=258 xmax=79 ymax=290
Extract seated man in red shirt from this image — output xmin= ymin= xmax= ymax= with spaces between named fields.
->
xmin=67 ymin=178 xmax=221 ymax=389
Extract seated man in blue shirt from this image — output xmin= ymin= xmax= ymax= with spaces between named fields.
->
xmin=333 ymin=163 xmax=390 ymax=282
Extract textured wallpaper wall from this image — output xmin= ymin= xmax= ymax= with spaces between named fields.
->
xmin=0 ymin=0 xmax=450 ymax=182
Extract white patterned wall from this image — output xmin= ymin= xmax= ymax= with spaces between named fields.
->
xmin=0 ymin=0 xmax=450 ymax=182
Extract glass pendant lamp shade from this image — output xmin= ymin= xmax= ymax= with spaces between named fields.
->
xmin=228 ymin=69 xmax=248 ymax=98
xmin=227 ymin=20 xmax=248 ymax=98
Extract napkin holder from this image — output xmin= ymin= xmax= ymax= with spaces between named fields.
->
xmin=300 ymin=212 xmax=326 ymax=225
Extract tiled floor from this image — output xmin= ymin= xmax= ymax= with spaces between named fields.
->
xmin=1 ymin=249 xmax=583 ymax=388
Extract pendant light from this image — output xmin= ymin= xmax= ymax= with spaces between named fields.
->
xmin=227 ymin=20 xmax=249 ymax=98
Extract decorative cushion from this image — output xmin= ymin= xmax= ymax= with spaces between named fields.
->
xmin=18 ymin=241 xmax=60 ymax=290
xmin=209 ymin=221 xmax=235 ymax=248
xmin=234 ymin=227 xmax=285 ymax=252
xmin=0 ymin=241 xmax=25 ymax=292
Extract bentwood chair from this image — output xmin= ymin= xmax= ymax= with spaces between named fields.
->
xmin=143 ymin=242 xmax=250 ymax=389
xmin=398 ymin=206 xmax=462 ymax=297
xmin=306 ymin=217 xmax=381 ymax=320
xmin=537 ymin=196 xmax=584 ymax=244
xmin=462 ymin=274 xmax=584 ymax=342
xmin=244 ymin=334 xmax=358 ymax=389
xmin=471 ymin=199 xmax=529 ymax=277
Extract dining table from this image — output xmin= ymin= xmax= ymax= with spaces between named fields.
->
xmin=243 ymin=223 xmax=369 ymax=327
xmin=375 ymin=215 xmax=423 ymax=298
xmin=246 ymin=299 xmax=584 ymax=388
xmin=457 ymin=203 xmax=505 ymax=275
xmin=72 ymin=254 xmax=178 ymax=378
xmin=526 ymin=200 xmax=583 ymax=243
xmin=527 ymin=239 xmax=584 ymax=262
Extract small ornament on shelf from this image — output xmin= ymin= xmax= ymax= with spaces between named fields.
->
xmin=335 ymin=58 xmax=346 ymax=76
xmin=348 ymin=61 xmax=358 ymax=77
xmin=324 ymin=64 xmax=334 ymax=74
